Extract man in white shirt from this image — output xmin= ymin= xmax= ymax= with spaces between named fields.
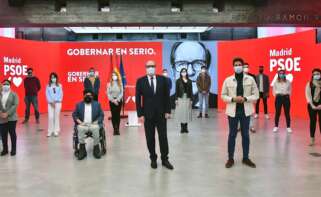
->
xmin=72 ymin=89 xmax=104 ymax=160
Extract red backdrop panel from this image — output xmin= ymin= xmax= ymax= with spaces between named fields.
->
xmin=217 ymin=30 xmax=319 ymax=118
xmin=0 ymin=37 xmax=163 ymax=116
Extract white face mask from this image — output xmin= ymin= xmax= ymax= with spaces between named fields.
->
xmin=51 ymin=78 xmax=57 ymax=83
xmin=181 ymin=72 xmax=187 ymax=77
xmin=243 ymin=67 xmax=249 ymax=73
xmin=2 ymin=85 xmax=10 ymax=92
xmin=147 ymin=67 xmax=155 ymax=76
xmin=234 ymin=66 xmax=243 ymax=74
xmin=112 ymin=75 xmax=118 ymax=81
xmin=89 ymin=71 xmax=95 ymax=77
xmin=201 ymin=69 xmax=206 ymax=73
xmin=313 ymin=74 xmax=321 ymax=80
xmin=163 ymin=72 xmax=168 ymax=77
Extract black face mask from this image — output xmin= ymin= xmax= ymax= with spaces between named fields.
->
xmin=84 ymin=96 xmax=92 ymax=103
xmin=27 ymin=72 xmax=32 ymax=76
xmin=259 ymin=69 xmax=264 ymax=73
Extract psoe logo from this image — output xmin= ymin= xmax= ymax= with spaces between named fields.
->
xmin=3 ymin=56 xmax=29 ymax=87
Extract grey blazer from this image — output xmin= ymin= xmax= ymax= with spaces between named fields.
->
xmin=0 ymin=92 xmax=19 ymax=124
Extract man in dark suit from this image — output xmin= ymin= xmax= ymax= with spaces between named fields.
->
xmin=254 ymin=65 xmax=270 ymax=119
xmin=136 ymin=60 xmax=174 ymax=170
xmin=72 ymin=89 xmax=104 ymax=160
xmin=84 ymin=67 xmax=101 ymax=101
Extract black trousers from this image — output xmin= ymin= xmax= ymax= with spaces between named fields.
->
xmin=144 ymin=115 xmax=169 ymax=162
xmin=308 ymin=104 xmax=321 ymax=138
xmin=109 ymin=101 xmax=122 ymax=130
xmin=0 ymin=121 xmax=17 ymax=153
xmin=256 ymin=92 xmax=268 ymax=114
xmin=274 ymin=95 xmax=291 ymax=127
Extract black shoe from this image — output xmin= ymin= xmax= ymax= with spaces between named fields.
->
xmin=184 ymin=123 xmax=189 ymax=133
xmin=113 ymin=129 xmax=120 ymax=136
xmin=78 ymin=144 xmax=87 ymax=160
xmin=180 ymin=123 xmax=184 ymax=133
xmin=93 ymin=145 xmax=101 ymax=159
xmin=22 ymin=120 xmax=28 ymax=124
xmin=162 ymin=160 xmax=174 ymax=170
xmin=225 ymin=159 xmax=235 ymax=168
xmin=205 ymin=114 xmax=209 ymax=118
xmin=0 ymin=150 xmax=8 ymax=156
xmin=151 ymin=161 xmax=157 ymax=169
xmin=10 ymin=151 xmax=16 ymax=156
xmin=197 ymin=113 xmax=202 ymax=118
xmin=242 ymin=158 xmax=256 ymax=168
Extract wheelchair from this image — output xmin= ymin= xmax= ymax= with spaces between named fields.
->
xmin=72 ymin=124 xmax=107 ymax=158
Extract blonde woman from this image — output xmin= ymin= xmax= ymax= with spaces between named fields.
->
xmin=107 ymin=72 xmax=123 ymax=135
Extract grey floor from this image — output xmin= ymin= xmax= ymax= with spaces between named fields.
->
xmin=0 ymin=110 xmax=321 ymax=197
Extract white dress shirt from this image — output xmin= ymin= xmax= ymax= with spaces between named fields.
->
xmin=1 ymin=91 xmax=10 ymax=109
xmin=84 ymin=103 xmax=92 ymax=124
xmin=148 ymin=75 xmax=157 ymax=94
xmin=259 ymin=75 xmax=264 ymax=92
xmin=273 ymin=80 xmax=292 ymax=96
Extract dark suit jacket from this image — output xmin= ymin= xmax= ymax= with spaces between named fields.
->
xmin=136 ymin=75 xmax=171 ymax=119
xmin=72 ymin=101 xmax=104 ymax=128
xmin=84 ymin=77 xmax=100 ymax=95
xmin=255 ymin=74 xmax=270 ymax=97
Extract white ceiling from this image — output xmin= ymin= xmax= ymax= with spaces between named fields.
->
xmin=65 ymin=26 xmax=212 ymax=34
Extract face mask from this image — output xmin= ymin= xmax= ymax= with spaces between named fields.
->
xmin=89 ymin=71 xmax=95 ymax=77
xmin=313 ymin=74 xmax=321 ymax=80
xmin=51 ymin=78 xmax=57 ymax=83
xmin=2 ymin=85 xmax=10 ymax=92
xmin=112 ymin=75 xmax=118 ymax=81
xmin=234 ymin=66 xmax=243 ymax=74
xmin=243 ymin=67 xmax=249 ymax=73
xmin=146 ymin=67 xmax=155 ymax=76
xmin=84 ymin=96 xmax=92 ymax=103
xmin=181 ymin=72 xmax=187 ymax=77
xmin=163 ymin=72 xmax=168 ymax=77
xmin=27 ymin=71 xmax=32 ymax=76
xmin=201 ymin=69 xmax=206 ymax=73
xmin=279 ymin=74 xmax=286 ymax=79
xmin=259 ymin=69 xmax=264 ymax=73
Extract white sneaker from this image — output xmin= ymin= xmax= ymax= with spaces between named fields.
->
xmin=54 ymin=132 xmax=59 ymax=137
xmin=47 ymin=133 xmax=51 ymax=137
xmin=287 ymin=128 xmax=292 ymax=133
xmin=254 ymin=114 xmax=258 ymax=119
xmin=265 ymin=114 xmax=270 ymax=119
xmin=273 ymin=127 xmax=278 ymax=132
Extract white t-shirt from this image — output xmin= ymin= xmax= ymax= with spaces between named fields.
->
xmin=84 ymin=104 xmax=92 ymax=124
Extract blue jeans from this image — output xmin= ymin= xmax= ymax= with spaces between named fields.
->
xmin=228 ymin=115 xmax=250 ymax=160
xmin=24 ymin=95 xmax=40 ymax=120
xmin=198 ymin=92 xmax=209 ymax=113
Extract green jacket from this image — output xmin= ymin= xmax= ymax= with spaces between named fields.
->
xmin=0 ymin=91 xmax=19 ymax=124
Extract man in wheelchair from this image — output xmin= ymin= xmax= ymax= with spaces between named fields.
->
xmin=72 ymin=89 xmax=104 ymax=160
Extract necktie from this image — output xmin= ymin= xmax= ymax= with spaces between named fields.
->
xmin=150 ymin=76 xmax=155 ymax=94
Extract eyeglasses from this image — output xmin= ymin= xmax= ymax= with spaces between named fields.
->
xmin=173 ymin=60 xmax=206 ymax=73
xmin=234 ymin=64 xmax=243 ymax=67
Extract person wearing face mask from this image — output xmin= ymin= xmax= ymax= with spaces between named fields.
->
xmin=107 ymin=72 xmax=123 ymax=135
xmin=46 ymin=73 xmax=63 ymax=137
xmin=84 ymin=67 xmax=100 ymax=101
xmin=175 ymin=68 xmax=193 ymax=133
xmin=162 ymin=69 xmax=172 ymax=91
xmin=196 ymin=66 xmax=211 ymax=118
xmin=22 ymin=68 xmax=41 ymax=124
xmin=272 ymin=69 xmax=292 ymax=133
xmin=255 ymin=65 xmax=270 ymax=119
xmin=136 ymin=60 xmax=173 ymax=170
xmin=221 ymin=57 xmax=259 ymax=168
xmin=72 ymin=89 xmax=104 ymax=160
xmin=305 ymin=68 xmax=321 ymax=146
xmin=0 ymin=80 xmax=19 ymax=156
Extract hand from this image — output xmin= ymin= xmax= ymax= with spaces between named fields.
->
xmin=317 ymin=105 xmax=321 ymax=110
xmin=76 ymin=119 xmax=83 ymax=125
xmin=139 ymin=116 xmax=145 ymax=122
xmin=233 ymin=96 xmax=245 ymax=103
xmin=202 ymin=91 xmax=207 ymax=94
xmin=175 ymin=100 xmax=178 ymax=106
xmin=114 ymin=101 xmax=119 ymax=106
xmin=165 ymin=113 xmax=171 ymax=119
xmin=312 ymin=105 xmax=317 ymax=110
xmin=50 ymin=103 xmax=55 ymax=108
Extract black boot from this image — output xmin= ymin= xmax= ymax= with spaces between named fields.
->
xmin=184 ymin=123 xmax=189 ymax=133
xmin=93 ymin=145 xmax=101 ymax=159
xmin=180 ymin=123 xmax=184 ymax=133
xmin=78 ymin=144 xmax=87 ymax=160
xmin=114 ymin=126 xmax=120 ymax=136
xmin=1 ymin=150 xmax=8 ymax=156
xmin=197 ymin=113 xmax=202 ymax=118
